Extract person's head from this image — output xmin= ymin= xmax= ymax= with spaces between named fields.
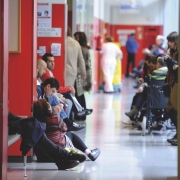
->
xmin=33 ymin=99 xmax=53 ymax=123
xmin=105 ymin=35 xmax=114 ymax=43
xmin=130 ymin=33 xmax=135 ymax=37
xmin=74 ymin=32 xmax=80 ymax=41
xmin=37 ymin=59 xmax=47 ymax=77
xmin=144 ymin=54 xmax=153 ymax=64
xmin=44 ymin=11 xmax=48 ymax=16
xmin=167 ymin=31 xmax=178 ymax=50
xmin=148 ymin=56 xmax=157 ymax=70
xmin=76 ymin=32 xmax=90 ymax=49
xmin=42 ymin=53 xmax=55 ymax=70
xmin=67 ymin=26 xmax=72 ymax=37
xmin=156 ymin=35 xmax=164 ymax=47
xmin=42 ymin=78 xmax=60 ymax=97
xmin=155 ymin=54 xmax=166 ymax=69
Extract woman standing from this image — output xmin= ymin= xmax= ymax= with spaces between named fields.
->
xmin=101 ymin=36 xmax=122 ymax=93
xmin=74 ymin=31 xmax=93 ymax=120
xmin=164 ymin=31 xmax=179 ymax=146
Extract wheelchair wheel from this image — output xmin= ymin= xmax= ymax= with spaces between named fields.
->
xmin=141 ymin=116 xmax=146 ymax=136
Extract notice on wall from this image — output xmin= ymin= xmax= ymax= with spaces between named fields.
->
xmin=37 ymin=28 xmax=61 ymax=37
xmin=37 ymin=3 xmax=52 ymax=28
xmin=51 ymin=43 xmax=61 ymax=56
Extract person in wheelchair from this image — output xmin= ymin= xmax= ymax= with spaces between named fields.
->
xmin=125 ymin=55 xmax=168 ymax=128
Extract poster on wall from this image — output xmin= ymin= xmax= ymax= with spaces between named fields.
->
xmin=37 ymin=3 xmax=52 ymax=28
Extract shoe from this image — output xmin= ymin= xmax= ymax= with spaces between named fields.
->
xmin=167 ymin=133 xmax=177 ymax=143
xmin=67 ymin=123 xmax=85 ymax=131
xmin=67 ymin=152 xmax=86 ymax=163
xmin=85 ymin=109 xmax=93 ymax=115
xmin=88 ymin=148 xmax=101 ymax=161
xmin=125 ymin=107 xmax=139 ymax=119
xmin=171 ymin=141 xmax=178 ymax=146
xmin=56 ymin=160 xmax=79 ymax=170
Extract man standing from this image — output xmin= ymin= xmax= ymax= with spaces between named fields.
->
xmin=125 ymin=33 xmax=139 ymax=77
xmin=65 ymin=27 xmax=86 ymax=86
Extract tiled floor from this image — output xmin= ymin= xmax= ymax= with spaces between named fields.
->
xmin=8 ymin=78 xmax=178 ymax=180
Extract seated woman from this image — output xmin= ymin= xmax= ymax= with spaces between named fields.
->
xmin=33 ymin=99 xmax=100 ymax=162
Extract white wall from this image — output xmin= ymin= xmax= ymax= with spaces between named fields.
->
xmin=93 ymin=0 xmax=104 ymax=20
xmin=38 ymin=0 xmax=66 ymax=3
xmin=110 ymin=0 xmax=164 ymax=25
xmin=163 ymin=0 xmax=179 ymax=40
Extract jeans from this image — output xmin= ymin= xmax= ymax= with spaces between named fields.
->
xmin=63 ymin=98 xmax=73 ymax=118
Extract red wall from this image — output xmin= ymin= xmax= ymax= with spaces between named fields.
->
xmin=8 ymin=0 xmax=36 ymax=156
xmin=37 ymin=4 xmax=65 ymax=86
xmin=105 ymin=24 xmax=163 ymax=75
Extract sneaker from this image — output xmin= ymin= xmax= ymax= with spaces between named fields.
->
xmin=67 ymin=123 xmax=85 ymax=131
xmin=88 ymin=148 xmax=101 ymax=161
xmin=56 ymin=160 xmax=79 ymax=170
xmin=67 ymin=152 xmax=86 ymax=163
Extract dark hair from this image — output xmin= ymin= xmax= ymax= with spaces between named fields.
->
xmin=167 ymin=31 xmax=179 ymax=58
xmin=42 ymin=53 xmax=54 ymax=63
xmin=75 ymin=31 xmax=90 ymax=49
xmin=148 ymin=55 xmax=157 ymax=64
xmin=42 ymin=77 xmax=60 ymax=90
xmin=33 ymin=99 xmax=53 ymax=122
xmin=74 ymin=31 xmax=80 ymax=37
xmin=130 ymin=33 xmax=135 ymax=37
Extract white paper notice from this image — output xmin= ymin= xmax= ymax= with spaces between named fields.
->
xmin=37 ymin=28 xmax=61 ymax=37
xmin=37 ymin=46 xmax=46 ymax=56
xmin=51 ymin=43 xmax=61 ymax=56
xmin=37 ymin=3 xmax=52 ymax=28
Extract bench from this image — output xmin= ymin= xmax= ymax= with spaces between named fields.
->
xmin=8 ymin=116 xmax=27 ymax=177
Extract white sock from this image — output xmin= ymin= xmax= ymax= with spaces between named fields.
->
xmin=84 ymin=149 xmax=91 ymax=155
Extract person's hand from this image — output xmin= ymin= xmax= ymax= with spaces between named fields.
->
xmin=53 ymin=105 xmax=62 ymax=114
xmin=174 ymin=64 xmax=179 ymax=70
xmin=138 ymin=86 xmax=143 ymax=93
xmin=138 ymin=78 xmax=144 ymax=84
xmin=69 ymin=86 xmax=75 ymax=96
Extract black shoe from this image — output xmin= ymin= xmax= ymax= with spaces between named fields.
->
xmin=56 ymin=160 xmax=79 ymax=170
xmin=167 ymin=133 xmax=177 ymax=143
xmin=67 ymin=123 xmax=85 ymax=131
xmin=88 ymin=148 xmax=101 ymax=161
xmin=171 ymin=141 xmax=178 ymax=146
xmin=67 ymin=152 xmax=86 ymax=163
xmin=85 ymin=109 xmax=93 ymax=115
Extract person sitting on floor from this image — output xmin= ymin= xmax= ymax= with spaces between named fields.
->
xmin=8 ymin=111 xmax=87 ymax=170
xmin=33 ymin=99 xmax=101 ymax=162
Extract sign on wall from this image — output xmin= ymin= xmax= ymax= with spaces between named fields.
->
xmin=37 ymin=28 xmax=62 ymax=37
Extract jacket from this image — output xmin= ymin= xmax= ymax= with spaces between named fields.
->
xmin=65 ymin=36 xmax=86 ymax=86
xmin=126 ymin=36 xmax=139 ymax=54
xmin=16 ymin=117 xmax=46 ymax=156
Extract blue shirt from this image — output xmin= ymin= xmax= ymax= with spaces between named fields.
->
xmin=36 ymin=84 xmax=67 ymax=119
xmin=126 ymin=36 xmax=139 ymax=53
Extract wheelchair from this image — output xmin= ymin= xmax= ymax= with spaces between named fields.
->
xmin=135 ymin=76 xmax=169 ymax=136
